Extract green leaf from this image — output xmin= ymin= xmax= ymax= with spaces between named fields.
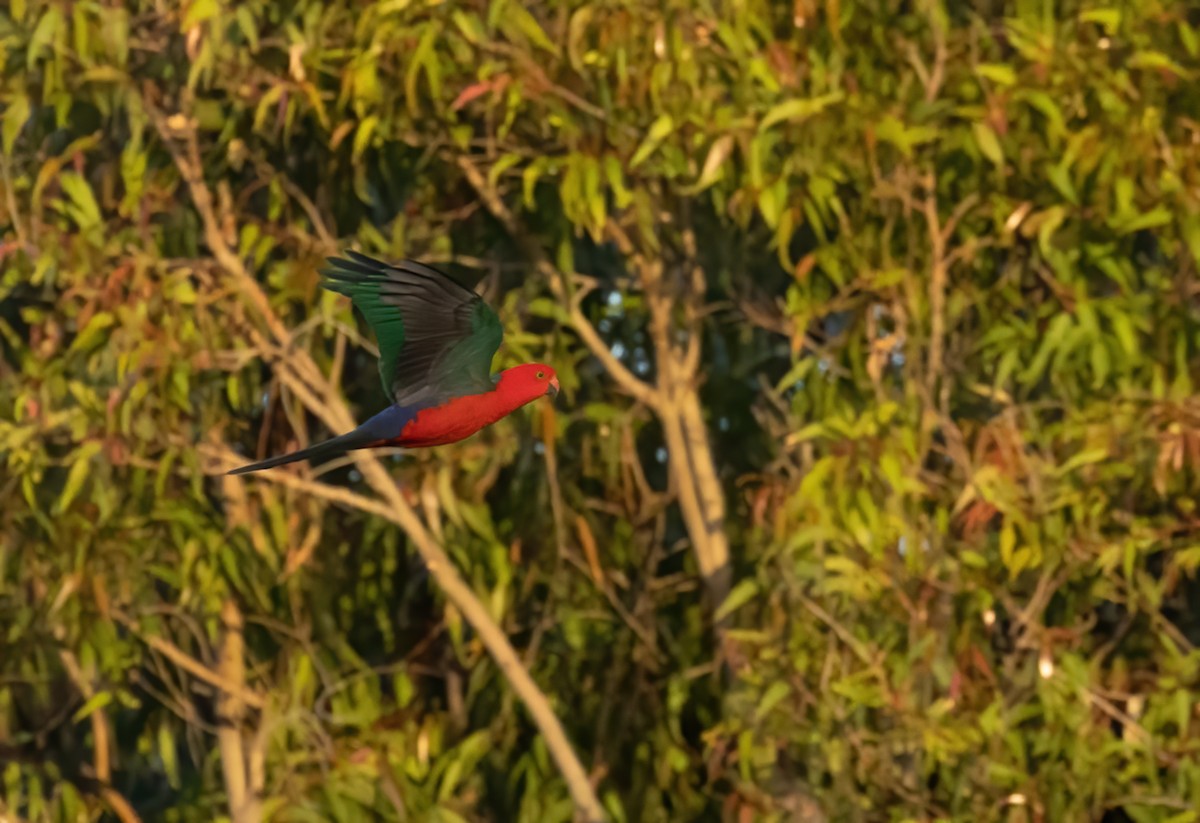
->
xmin=976 ymin=63 xmax=1017 ymax=86
xmin=235 ymin=6 xmax=260 ymax=51
xmin=182 ymin=0 xmax=219 ymax=29
xmin=522 ymin=156 xmax=553 ymax=208
xmin=70 ymin=311 xmax=115 ymax=353
xmin=1080 ymin=9 xmax=1121 ymax=33
xmin=999 ymin=521 xmax=1017 ymax=574
xmin=1054 ymin=448 xmax=1110 ymax=477
xmin=1020 ymin=312 xmax=1073 ymax=385
xmin=27 ymin=6 xmax=63 ymax=70
xmin=1128 ymin=50 xmax=1191 ymax=78
xmin=1180 ymin=21 xmax=1200 ymax=58
xmin=1090 ymin=339 xmax=1111 ymax=387
xmin=1111 ymin=310 xmax=1138 ymax=356
xmin=603 ymin=155 xmax=633 ymax=208
xmin=1046 ymin=162 xmax=1078 ymax=205
xmin=59 ymin=172 xmax=102 ymax=229
xmin=1021 ymin=91 xmax=1067 ymax=145
xmin=1116 ymin=206 xmax=1173 ymax=235
xmin=757 ymin=178 xmax=787 ymax=229
xmin=2 ymin=94 xmax=31 ymax=156
xmin=487 ymin=152 xmax=523 ymax=190
xmin=961 ymin=550 xmax=989 ymax=569
xmin=158 ymin=724 xmax=180 ymax=788
xmin=59 ymin=441 xmax=103 ymax=513
xmin=755 ymin=681 xmax=791 ymax=720
xmin=875 ymin=114 xmax=939 ymax=158
xmin=972 ymin=122 xmax=1003 ymax=165
xmin=567 ymin=6 xmax=595 ymax=71
xmin=253 ymin=84 xmax=285 ymax=133
xmin=499 ymin=0 xmax=559 ymax=55
xmin=452 ymin=9 xmax=485 ymax=43
xmin=629 ymin=114 xmax=674 ymax=169
xmin=715 ymin=579 xmax=759 ymax=621
xmin=352 ymin=115 xmax=378 ymax=163
xmin=404 ymin=23 xmax=442 ymax=117
xmin=1033 ymin=205 xmax=1067 ymax=256
xmin=583 ymin=154 xmax=605 ymax=238
xmin=759 ymin=92 xmax=844 ymax=131
xmin=71 ymin=691 xmax=113 ymax=724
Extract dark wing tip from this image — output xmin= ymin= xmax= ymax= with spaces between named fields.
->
xmin=400 ymin=259 xmax=478 ymax=294
xmin=322 ymin=251 xmax=385 ymax=279
xmin=342 ymin=249 xmax=385 ymax=267
xmin=320 ymin=250 xmax=481 ymax=300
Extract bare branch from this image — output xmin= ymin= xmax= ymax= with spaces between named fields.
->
xmin=207 ymin=446 xmax=608 ymax=822
xmin=247 ymin=708 xmax=271 ymax=807
xmin=150 ymin=101 xmax=604 ymax=821
xmin=566 ymin=302 xmax=660 ymax=408
xmin=261 ymin=159 xmax=337 ymax=253
xmin=58 ymin=651 xmax=144 ymax=823
xmin=114 ymin=611 xmax=267 ymax=710
xmin=217 ymin=600 xmax=260 ymax=823
xmin=925 ymin=14 xmax=947 ymax=103
xmin=922 ymin=188 xmax=948 ymax=398
xmin=456 ymin=154 xmax=732 ymax=623
xmin=145 ymin=98 xmax=328 ymax=397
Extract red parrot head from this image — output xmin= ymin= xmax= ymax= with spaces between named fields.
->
xmin=499 ymin=362 xmax=559 ymax=403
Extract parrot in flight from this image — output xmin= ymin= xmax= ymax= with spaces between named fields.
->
xmin=228 ymin=251 xmax=559 ymax=475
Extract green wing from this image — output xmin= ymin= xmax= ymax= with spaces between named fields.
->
xmin=320 ymin=251 xmax=503 ymax=404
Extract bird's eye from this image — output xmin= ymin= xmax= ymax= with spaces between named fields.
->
xmin=536 ymin=370 xmax=545 ymax=379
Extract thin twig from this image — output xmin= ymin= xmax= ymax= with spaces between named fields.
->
xmin=114 ymin=611 xmax=267 ymax=710
xmin=922 ymin=188 xmax=947 ymax=398
xmin=0 ymin=154 xmax=31 ymax=249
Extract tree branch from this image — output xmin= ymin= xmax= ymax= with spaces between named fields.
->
xmin=456 ymin=154 xmax=732 ymax=619
xmin=921 ymin=186 xmax=948 ymax=399
xmin=113 ymin=612 xmax=267 ymax=710
xmin=145 ymin=96 xmax=327 ymax=397
xmin=209 ymin=444 xmax=607 ymax=822
xmin=58 ymin=650 xmax=144 ymax=823
xmin=150 ymin=101 xmax=605 ymax=822
xmin=217 ymin=600 xmax=260 ymax=823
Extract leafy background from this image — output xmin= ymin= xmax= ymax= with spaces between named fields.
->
xmin=4 ymin=0 xmax=1200 ymax=821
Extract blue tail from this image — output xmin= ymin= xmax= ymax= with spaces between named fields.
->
xmin=227 ymin=405 xmax=416 ymax=475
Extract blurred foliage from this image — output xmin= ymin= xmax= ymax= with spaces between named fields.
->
xmin=4 ymin=0 xmax=1200 ymax=821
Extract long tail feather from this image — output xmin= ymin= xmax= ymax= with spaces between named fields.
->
xmin=227 ymin=430 xmax=375 ymax=476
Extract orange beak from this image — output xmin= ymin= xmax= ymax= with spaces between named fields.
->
xmin=546 ymin=376 xmax=560 ymax=399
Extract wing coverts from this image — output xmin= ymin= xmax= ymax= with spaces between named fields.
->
xmin=320 ymin=252 xmax=503 ymax=405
